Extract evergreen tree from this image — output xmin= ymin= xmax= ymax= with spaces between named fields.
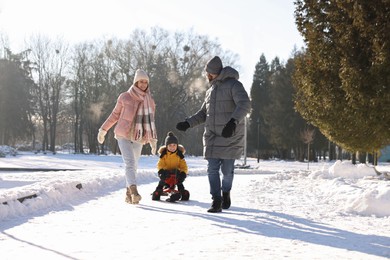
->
xmin=294 ymin=0 xmax=390 ymax=154
xmin=0 ymin=50 xmax=34 ymax=145
xmin=248 ymin=54 xmax=273 ymax=159
xmin=265 ymin=58 xmax=302 ymax=159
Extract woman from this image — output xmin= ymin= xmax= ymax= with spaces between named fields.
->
xmin=97 ymin=69 xmax=157 ymax=204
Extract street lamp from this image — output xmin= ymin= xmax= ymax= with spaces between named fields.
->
xmin=243 ymin=115 xmax=247 ymax=166
xmin=237 ymin=114 xmax=250 ymax=169
xmin=257 ymin=118 xmax=260 ymax=163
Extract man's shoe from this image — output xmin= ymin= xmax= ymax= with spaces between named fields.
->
xmin=207 ymin=198 xmax=222 ymax=213
xmin=222 ymin=191 xmax=231 ymax=209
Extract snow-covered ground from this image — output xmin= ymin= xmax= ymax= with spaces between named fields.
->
xmin=0 ymin=151 xmax=389 ymax=259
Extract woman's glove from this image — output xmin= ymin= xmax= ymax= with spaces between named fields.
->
xmin=97 ymin=129 xmax=107 ymax=144
xmin=150 ymin=139 xmax=157 ymax=155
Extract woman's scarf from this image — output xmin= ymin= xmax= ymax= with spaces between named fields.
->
xmin=128 ymin=85 xmax=157 ymax=144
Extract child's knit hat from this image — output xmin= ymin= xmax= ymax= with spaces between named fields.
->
xmin=165 ymin=131 xmax=178 ymax=146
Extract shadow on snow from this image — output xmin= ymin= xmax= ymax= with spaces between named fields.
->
xmin=138 ymin=202 xmax=390 ymax=258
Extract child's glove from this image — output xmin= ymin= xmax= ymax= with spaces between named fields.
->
xmin=177 ymin=172 xmax=187 ymax=183
xmin=221 ymin=118 xmax=237 ymax=138
xmin=158 ymin=169 xmax=169 ymax=180
xmin=97 ymin=129 xmax=107 ymax=144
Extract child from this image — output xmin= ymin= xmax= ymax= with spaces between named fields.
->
xmin=152 ymin=131 xmax=189 ymax=202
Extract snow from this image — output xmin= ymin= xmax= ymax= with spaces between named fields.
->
xmin=0 ymin=150 xmax=389 ymax=259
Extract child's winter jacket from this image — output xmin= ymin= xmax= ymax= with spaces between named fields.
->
xmin=157 ymin=145 xmax=188 ymax=174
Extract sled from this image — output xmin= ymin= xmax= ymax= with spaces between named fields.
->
xmin=152 ymin=172 xmax=190 ymax=202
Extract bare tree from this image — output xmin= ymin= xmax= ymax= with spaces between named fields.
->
xmin=300 ymin=127 xmax=315 ymax=169
xmin=69 ymin=43 xmax=93 ymax=153
xmin=27 ymin=35 xmax=69 ymax=152
xmin=18 ymin=27 xmax=239 ymax=156
xmin=47 ymin=40 xmax=69 ymax=152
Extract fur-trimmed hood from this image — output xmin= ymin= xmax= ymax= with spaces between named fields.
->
xmin=157 ymin=144 xmax=188 ymax=174
xmin=158 ymin=144 xmax=185 ymax=156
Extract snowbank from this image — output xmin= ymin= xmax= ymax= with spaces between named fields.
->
xmin=1 ymin=154 xmax=389 ymax=221
xmin=309 ymin=160 xmax=390 ymax=217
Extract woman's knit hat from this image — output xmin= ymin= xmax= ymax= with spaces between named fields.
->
xmin=133 ymin=69 xmax=149 ymax=84
xmin=205 ymin=56 xmax=223 ymax=75
xmin=165 ymin=131 xmax=178 ymax=146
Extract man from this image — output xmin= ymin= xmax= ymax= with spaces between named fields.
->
xmin=176 ymin=56 xmax=251 ymax=213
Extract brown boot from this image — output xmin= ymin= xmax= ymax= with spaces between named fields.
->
xmin=129 ymin=185 xmax=142 ymax=204
xmin=125 ymin=187 xmax=132 ymax=204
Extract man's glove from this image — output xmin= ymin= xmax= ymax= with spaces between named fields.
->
xmin=150 ymin=139 xmax=157 ymax=155
xmin=177 ymin=171 xmax=187 ymax=183
xmin=221 ymin=119 xmax=237 ymax=138
xmin=176 ymin=121 xmax=190 ymax=132
xmin=97 ymin=129 xmax=107 ymax=144
xmin=158 ymin=169 xmax=169 ymax=180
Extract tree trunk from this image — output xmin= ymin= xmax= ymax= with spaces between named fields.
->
xmin=352 ymin=152 xmax=357 ymax=165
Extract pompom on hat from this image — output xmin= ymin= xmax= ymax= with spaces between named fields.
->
xmin=205 ymin=56 xmax=223 ymax=75
xmin=133 ymin=69 xmax=149 ymax=84
xmin=165 ymin=131 xmax=179 ymax=146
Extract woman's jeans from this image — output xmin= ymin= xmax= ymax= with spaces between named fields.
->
xmin=117 ymin=138 xmax=143 ymax=187
xmin=207 ymin=158 xmax=235 ymax=199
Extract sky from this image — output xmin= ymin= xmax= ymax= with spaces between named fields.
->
xmin=0 ymin=148 xmax=389 ymax=259
xmin=0 ymin=0 xmax=305 ymax=92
